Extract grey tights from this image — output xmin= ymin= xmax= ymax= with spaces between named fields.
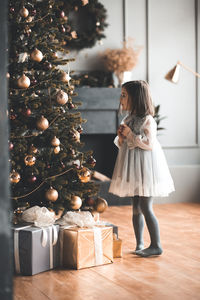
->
xmin=132 ymin=196 xmax=163 ymax=257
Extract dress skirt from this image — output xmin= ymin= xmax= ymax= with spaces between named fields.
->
xmin=109 ymin=140 xmax=175 ymax=198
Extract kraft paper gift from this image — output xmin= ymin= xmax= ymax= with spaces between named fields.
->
xmin=61 ymin=226 xmax=113 ymax=270
xmin=113 ymin=238 xmax=122 ymax=258
xmin=102 ymin=222 xmax=118 ymax=239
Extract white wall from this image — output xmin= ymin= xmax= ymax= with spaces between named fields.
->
xmin=66 ymin=0 xmax=200 ymax=167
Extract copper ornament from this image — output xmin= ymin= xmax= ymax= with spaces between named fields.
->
xmin=56 ymin=90 xmax=68 ymax=105
xmin=78 ymin=167 xmax=91 ymax=183
xmin=17 ymin=74 xmax=30 ymax=89
xmin=10 ymin=170 xmax=21 ymax=183
xmin=24 ymin=154 xmax=36 ymax=166
xmin=20 ymin=7 xmax=29 ymax=18
xmin=70 ymin=195 xmax=82 ymax=210
xmin=36 ymin=115 xmax=49 ymax=131
xmin=51 ymin=136 xmax=60 ymax=147
xmin=45 ymin=187 xmax=59 ymax=202
xmin=30 ymin=48 xmax=43 ymax=62
xmin=94 ymin=197 xmax=108 ymax=213
xmin=54 ymin=146 xmax=60 ymax=154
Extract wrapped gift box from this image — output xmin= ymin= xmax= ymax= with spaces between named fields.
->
xmin=102 ymin=222 xmax=118 ymax=239
xmin=61 ymin=226 xmax=113 ymax=270
xmin=113 ymin=239 xmax=122 ymax=258
xmin=13 ymin=224 xmax=59 ymax=276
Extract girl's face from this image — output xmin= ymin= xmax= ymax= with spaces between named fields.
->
xmin=120 ymin=88 xmax=130 ymax=111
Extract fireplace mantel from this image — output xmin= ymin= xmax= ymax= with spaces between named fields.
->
xmin=75 ymin=87 xmax=121 ymax=134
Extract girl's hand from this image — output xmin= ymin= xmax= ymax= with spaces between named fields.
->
xmin=117 ymin=127 xmax=124 ymax=145
xmin=119 ymin=124 xmax=131 ymax=137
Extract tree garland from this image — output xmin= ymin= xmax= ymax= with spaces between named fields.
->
xmin=61 ymin=0 xmax=108 ymax=50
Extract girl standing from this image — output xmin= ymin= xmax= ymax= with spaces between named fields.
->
xmin=109 ymin=80 xmax=175 ymax=257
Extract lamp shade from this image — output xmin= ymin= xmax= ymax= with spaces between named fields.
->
xmin=165 ymin=64 xmax=180 ymax=84
xmin=165 ymin=61 xmax=200 ymax=83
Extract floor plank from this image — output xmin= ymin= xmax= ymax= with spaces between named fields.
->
xmin=14 ymin=203 xmax=200 ymax=300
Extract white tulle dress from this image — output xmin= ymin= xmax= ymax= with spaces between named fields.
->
xmin=109 ymin=114 xmax=175 ymax=197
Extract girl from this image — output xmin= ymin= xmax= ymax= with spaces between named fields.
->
xmin=109 ymin=80 xmax=175 ymax=257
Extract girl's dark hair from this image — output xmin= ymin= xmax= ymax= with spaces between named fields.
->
xmin=122 ymin=80 xmax=155 ymax=117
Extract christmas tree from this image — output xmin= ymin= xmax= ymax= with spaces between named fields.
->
xmin=8 ymin=0 xmax=99 ymax=220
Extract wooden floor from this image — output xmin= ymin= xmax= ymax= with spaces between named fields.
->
xmin=14 ymin=203 xmax=200 ymax=300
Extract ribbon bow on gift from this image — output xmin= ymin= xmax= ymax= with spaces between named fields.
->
xmin=56 ymin=211 xmax=96 ymax=228
xmin=22 ymin=205 xmax=55 ymax=228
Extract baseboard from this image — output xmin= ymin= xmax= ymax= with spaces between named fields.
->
xmin=97 ymin=165 xmax=200 ymax=205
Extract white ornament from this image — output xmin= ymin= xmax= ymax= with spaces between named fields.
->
xmin=56 ymin=90 xmax=68 ymax=105
xmin=18 ymin=52 xmax=28 ymax=63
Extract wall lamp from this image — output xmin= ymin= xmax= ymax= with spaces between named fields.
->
xmin=165 ymin=61 xmax=200 ymax=83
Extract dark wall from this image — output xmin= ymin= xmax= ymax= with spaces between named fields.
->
xmin=75 ymin=87 xmax=121 ymax=178
xmin=0 ymin=0 xmax=13 ymax=299
xmin=81 ymin=134 xmax=118 ymax=178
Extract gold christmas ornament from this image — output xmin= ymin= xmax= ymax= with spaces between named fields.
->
xmin=29 ymin=144 xmax=38 ymax=154
xmin=53 ymin=52 xmax=58 ymax=58
xmin=69 ymin=85 xmax=75 ymax=95
xmin=94 ymin=197 xmax=108 ymax=213
xmin=54 ymin=146 xmax=60 ymax=154
xmin=78 ymin=167 xmax=91 ymax=183
xmin=75 ymin=130 xmax=80 ymax=142
xmin=36 ymin=115 xmax=49 ymax=131
xmin=30 ymin=49 xmax=43 ymax=62
xmin=24 ymin=27 xmax=32 ymax=35
xmin=10 ymin=170 xmax=21 ymax=183
xmin=24 ymin=154 xmax=36 ymax=166
xmin=51 ymin=136 xmax=60 ymax=147
xmin=71 ymin=31 xmax=77 ymax=39
xmin=71 ymin=129 xmax=80 ymax=142
xmin=56 ymin=90 xmax=68 ymax=105
xmin=20 ymin=7 xmax=29 ymax=18
xmin=17 ymin=74 xmax=30 ymax=89
xmin=70 ymin=195 xmax=82 ymax=210
xmin=45 ymin=187 xmax=59 ymax=202
xmin=60 ymin=72 xmax=71 ymax=83
xmin=13 ymin=203 xmax=30 ymax=224
xmin=26 ymin=16 xmax=34 ymax=23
